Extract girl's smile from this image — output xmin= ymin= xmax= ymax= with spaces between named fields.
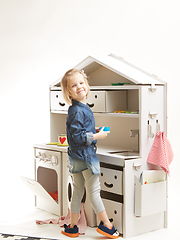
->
xmin=68 ymin=72 xmax=88 ymax=104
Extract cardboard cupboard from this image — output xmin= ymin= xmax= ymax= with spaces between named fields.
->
xmin=22 ymin=54 xmax=168 ymax=238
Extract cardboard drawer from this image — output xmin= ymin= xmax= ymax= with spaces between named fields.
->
xmin=134 ymin=176 xmax=167 ymax=217
xmin=87 ymin=90 xmax=127 ymax=112
xmin=100 ymin=167 xmax=123 ymax=195
xmin=50 ymin=90 xmax=69 ymax=111
xmin=97 ymin=198 xmax=123 ymax=234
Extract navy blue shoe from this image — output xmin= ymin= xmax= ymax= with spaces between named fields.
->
xmin=96 ymin=221 xmax=119 ymax=239
xmin=61 ymin=224 xmax=79 ymax=238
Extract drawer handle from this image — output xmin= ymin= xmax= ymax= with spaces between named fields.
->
xmin=59 ymin=102 xmax=65 ymax=107
xmin=87 ymin=103 xmax=94 ymax=108
xmin=104 ymin=182 xmax=113 ymax=188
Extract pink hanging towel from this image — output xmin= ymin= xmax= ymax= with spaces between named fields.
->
xmin=147 ymin=131 xmax=174 ymax=176
xmin=36 ymin=203 xmax=87 ymax=235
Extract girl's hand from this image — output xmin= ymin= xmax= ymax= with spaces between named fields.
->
xmin=93 ymin=127 xmax=110 ymax=140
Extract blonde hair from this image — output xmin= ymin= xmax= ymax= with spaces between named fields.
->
xmin=61 ymin=69 xmax=90 ymax=105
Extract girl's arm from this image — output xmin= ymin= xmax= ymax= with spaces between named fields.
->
xmin=69 ymin=111 xmax=87 ymax=144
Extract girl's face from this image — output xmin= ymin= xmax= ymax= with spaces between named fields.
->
xmin=68 ymin=72 xmax=88 ymax=104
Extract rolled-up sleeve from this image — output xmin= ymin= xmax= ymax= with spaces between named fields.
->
xmin=86 ymin=132 xmax=94 ymax=145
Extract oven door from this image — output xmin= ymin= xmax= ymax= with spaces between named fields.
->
xmin=21 ymin=176 xmax=60 ymax=215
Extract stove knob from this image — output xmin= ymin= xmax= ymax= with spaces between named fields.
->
xmin=42 ymin=153 xmax=46 ymax=159
xmin=44 ymin=154 xmax=51 ymax=163
xmin=36 ymin=152 xmax=44 ymax=161
xmin=51 ymin=156 xmax=58 ymax=165
xmin=36 ymin=152 xmax=41 ymax=158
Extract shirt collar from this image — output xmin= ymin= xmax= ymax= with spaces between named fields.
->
xmin=72 ymin=99 xmax=88 ymax=108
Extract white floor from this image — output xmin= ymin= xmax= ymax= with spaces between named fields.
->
xmin=0 ymin=176 xmax=179 ymax=240
xmin=0 ymin=206 xmax=177 ymax=240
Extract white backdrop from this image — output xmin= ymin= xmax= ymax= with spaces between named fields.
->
xmin=0 ymin=0 xmax=179 ymax=234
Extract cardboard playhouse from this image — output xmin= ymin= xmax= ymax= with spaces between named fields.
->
xmin=22 ymin=54 xmax=169 ymax=238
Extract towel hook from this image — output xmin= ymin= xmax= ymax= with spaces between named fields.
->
xmin=148 ymin=120 xmax=154 ymax=138
xmin=156 ymin=120 xmax=160 ymax=132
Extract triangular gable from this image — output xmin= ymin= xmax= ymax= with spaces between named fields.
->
xmin=50 ymin=54 xmax=165 ymax=87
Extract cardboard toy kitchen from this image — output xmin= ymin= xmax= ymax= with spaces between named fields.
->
xmin=22 ymin=54 xmax=168 ymax=238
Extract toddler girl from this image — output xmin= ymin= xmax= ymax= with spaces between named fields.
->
xmin=61 ymin=69 xmax=119 ymax=238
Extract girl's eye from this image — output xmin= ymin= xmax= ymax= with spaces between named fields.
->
xmin=72 ymin=84 xmax=76 ymax=88
xmin=80 ymin=82 xmax=84 ymax=85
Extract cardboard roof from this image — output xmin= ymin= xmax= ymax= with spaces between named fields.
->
xmin=51 ymin=54 xmax=165 ymax=87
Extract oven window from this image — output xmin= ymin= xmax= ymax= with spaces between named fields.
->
xmin=37 ymin=166 xmax=58 ymax=201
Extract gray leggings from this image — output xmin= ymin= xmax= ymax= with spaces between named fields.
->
xmin=71 ymin=169 xmax=105 ymax=214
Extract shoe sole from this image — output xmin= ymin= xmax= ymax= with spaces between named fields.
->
xmin=96 ymin=227 xmax=119 ymax=239
xmin=61 ymin=230 xmax=79 ymax=238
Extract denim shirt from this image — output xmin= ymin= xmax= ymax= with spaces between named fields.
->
xmin=66 ymin=99 xmax=100 ymax=175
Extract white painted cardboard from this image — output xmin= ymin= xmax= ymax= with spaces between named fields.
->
xmin=135 ymin=176 xmax=167 ymax=217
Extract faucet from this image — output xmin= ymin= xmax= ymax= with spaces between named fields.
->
xmin=130 ymin=130 xmax=139 ymax=152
